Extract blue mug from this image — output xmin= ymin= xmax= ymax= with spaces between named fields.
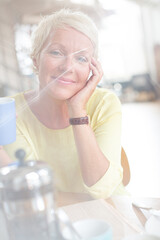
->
xmin=0 ymin=97 xmax=16 ymax=145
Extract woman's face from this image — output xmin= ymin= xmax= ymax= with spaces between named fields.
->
xmin=35 ymin=27 xmax=94 ymax=100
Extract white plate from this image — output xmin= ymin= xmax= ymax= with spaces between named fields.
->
xmin=145 ymin=215 xmax=160 ymax=238
xmin=132 ymin=198 xmax=160 ymax=210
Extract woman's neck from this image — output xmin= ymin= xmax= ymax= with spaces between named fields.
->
xmin=24 ymin=90 xmax=70 ymax=129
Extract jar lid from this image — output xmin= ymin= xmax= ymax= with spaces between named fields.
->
xmin=0 ymin=150 xmax=54 ymax=200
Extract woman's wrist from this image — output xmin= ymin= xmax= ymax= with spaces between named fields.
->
xmin=68 ymin=108 xmax=87 ymax=119
xmin=69 ymin=115 xmax=89 ymax=125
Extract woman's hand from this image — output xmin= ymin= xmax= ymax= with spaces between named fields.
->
xmin=67 ymin=58 xmax=103 ymax=117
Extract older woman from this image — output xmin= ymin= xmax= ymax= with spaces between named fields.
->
xmin=2 ymin=9 xmax=125 ymax=198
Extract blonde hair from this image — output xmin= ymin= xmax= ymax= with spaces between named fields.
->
xmin=31 ymin=8 xmax=98 ymax=62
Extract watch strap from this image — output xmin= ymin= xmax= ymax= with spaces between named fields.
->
xmin=69 ymin=116 xmax=89 ymax=125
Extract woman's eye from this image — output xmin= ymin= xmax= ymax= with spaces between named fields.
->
xmin=50 ymin=50 xmax=63 ymax=56
xmin=77 ymin=56 xmax=88 ymax=63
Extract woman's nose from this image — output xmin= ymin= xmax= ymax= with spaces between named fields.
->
xmin=58 ymin=56 xmax=74 ymax=73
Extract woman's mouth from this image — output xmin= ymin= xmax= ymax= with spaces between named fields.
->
xmin=53 ymin=77 xmax=76 ymax=85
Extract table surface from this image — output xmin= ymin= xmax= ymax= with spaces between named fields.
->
xmin=1 ymin=191 xmax=160 ymax=240
xmin=56 ymin=191 xmax=160 ymax=239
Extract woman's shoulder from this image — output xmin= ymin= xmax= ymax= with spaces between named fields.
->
xmin=8 ymin=92 xmax=26 ymax=112
xmin=87 ymin=87 xmax=122 ymax=128
xmin=93 ymin=87 xmax=119 ymax=98
xmin=87 ymin=87 xmax=121 ymax=110
xmin=11 ymin=92 xmax=25 ymax=103
xmin=10 ymin=91 xmax=34 ymax=123
xmin=10 ymin=90 xmax=37 ymax=110
xmin=11 ymin=90 xmax=35 ymax=101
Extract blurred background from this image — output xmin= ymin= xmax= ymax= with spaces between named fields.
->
xmin=0 ymin=0 xmax=160 ymax=197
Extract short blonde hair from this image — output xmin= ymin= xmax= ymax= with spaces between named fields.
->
xmin=31 ymin=8 xmax=98 ymax=62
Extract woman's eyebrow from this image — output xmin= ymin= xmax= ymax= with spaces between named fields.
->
xmin=42 ymin=43 xmax=64 ymax=53
xmin=48 ymin=43 xmax=65 ymax=49
xmin=46 ymin=43 xmax=92 ymax=56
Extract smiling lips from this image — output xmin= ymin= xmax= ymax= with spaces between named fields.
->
xmin=52 ymin=77 xmax=75 ymax=85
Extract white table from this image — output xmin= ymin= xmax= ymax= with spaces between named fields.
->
xmin=57 ymin=192 xmax=160 ymax=239
xmin=1 ymin=192 xmax=160 ymax=240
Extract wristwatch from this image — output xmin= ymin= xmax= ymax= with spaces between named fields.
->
xmin=69 ymin=115 xmax=90 ymax=125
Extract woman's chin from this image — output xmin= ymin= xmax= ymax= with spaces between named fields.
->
xmin=47 ymin=89 xmax=74 ymax=101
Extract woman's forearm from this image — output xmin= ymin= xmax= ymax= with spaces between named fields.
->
xmin=66 ymin=58 xmax=110 ymax=187
xmin=72 ymin=124 xmax=110 ymax=187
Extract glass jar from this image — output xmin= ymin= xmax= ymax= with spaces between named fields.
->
xmin=0 ymin=150 xmax=62 ymax=240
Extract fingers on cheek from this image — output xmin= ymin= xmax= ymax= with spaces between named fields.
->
xmin=93 ymin=64 xmax=103 ymax=81
xmin=97 ymin=66 xmax=103 ymax=79
xmin=90 ymin=60 xmax=103 ymax=78
xmin=92 ymin=65 xmax=103 ymax=80
xmin=97 ymin=61 xmax=103 ymax=73
xmin=90 ymin=63 xmax=98 ymax=74
xmin=91 ymin=60 xmax=102 ymax=72
xmin=90 ymin=63 xmax=95 ymax=74
xmin=92 ymin=67 xmax=99 ymax=77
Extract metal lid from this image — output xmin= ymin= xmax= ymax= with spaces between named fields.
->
xmin=0 ymin=149 xmax=54 ymax=200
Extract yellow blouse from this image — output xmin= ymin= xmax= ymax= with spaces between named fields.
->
xmin=4 ymin=88 xmax=126 ymax=199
